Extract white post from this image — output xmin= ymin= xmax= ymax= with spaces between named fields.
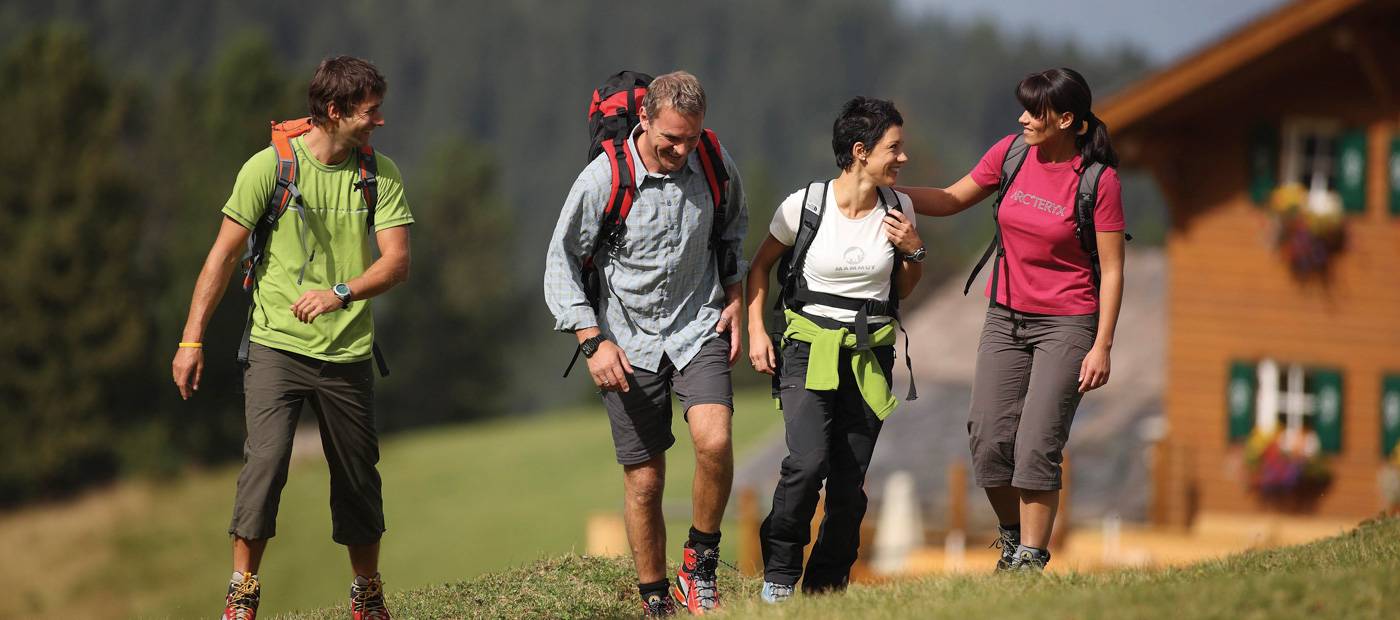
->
xmin=1257 ymin=359 xmax=1280 ymax=434
xmin=1285 ymin=364 xmax=1305 ymax=447
xmin=871 ymin=470 xmax=923 ymax=575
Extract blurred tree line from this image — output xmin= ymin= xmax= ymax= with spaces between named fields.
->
xmin=0 ymin=0 xmax=1156 ymax=505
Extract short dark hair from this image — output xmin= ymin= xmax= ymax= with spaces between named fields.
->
xmin=832 ymin=97 xmax=903 ymax=170
xmin=307 ymin=56 xmax=387 ymax=126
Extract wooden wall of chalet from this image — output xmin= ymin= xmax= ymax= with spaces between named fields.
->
xmin=1102 ymin=1 xmax=1400 ymax=523
xmin=1150 ymin=117 xmax=1400 ymax=521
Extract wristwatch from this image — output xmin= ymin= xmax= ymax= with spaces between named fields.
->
xmin=903 ymin=246 xmax=927 ymax=263
xmin=332 ymin=283 xmax=353 ymax=308
xmin=580 ymin=334 xmax=607 ymax=358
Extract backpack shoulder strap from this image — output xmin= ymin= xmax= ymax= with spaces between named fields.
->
xmin=598 ymin=137 xmax=638 ymax=253
xmin=875 ymin=186 xmax=898 ymax=213
xmin=1075 ymin=161 xmax=1108 ymax=289
xmin=788 ymin=181 xmax=828 ymax=292
xmin=696 ymin=129 xmax=737 ymax=279
xmin=238 ymin=128 xmax=303 ymax=366
xmin=355 ymin=145 xmax=379 ymax=233
xmin=1000 ymin=134 xmax=1030 ymax=195
xmin=696 ymin=129 xmax=730 ymax=210
xmin=963 ymin=134 xmax=1030 ymax=296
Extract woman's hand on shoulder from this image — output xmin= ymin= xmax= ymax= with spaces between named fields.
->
xmin=896 ymin=174 xmax=993 ymax=217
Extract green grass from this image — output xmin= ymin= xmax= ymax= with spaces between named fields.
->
xmin=286 ymin=515 xmax=1400 ymax=619
xmin=6 ymin=388 xmax=783 ymax=619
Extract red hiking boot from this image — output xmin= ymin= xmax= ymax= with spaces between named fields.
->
xmin=350 ymin=573 xmax=392 ymax=620
xmin=672 ymin=545 xmax=720 ymax=614
xmin=222 ymin=573 xmax=260 ymax=620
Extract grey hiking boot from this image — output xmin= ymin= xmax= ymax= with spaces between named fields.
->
xmin=760 ymin=581 xmax=794 ymax=604
xmin=1009 ymin=544 xmax=1051 ymax=572
xmin=992 ymin=524 xmax=1021 ymax=572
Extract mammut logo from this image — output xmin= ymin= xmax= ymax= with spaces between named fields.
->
xmin=836 ymin=246 xmax=875 ymax=273
xmin=1009 ymin=190 xmax=1067 ymax=217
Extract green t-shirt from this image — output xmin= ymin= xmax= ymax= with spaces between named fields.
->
xmin=222 ymin=136 xmax=414 ymax=362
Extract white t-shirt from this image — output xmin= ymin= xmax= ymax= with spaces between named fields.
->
xmin=769 ymin=182 xmax=916 ymax=323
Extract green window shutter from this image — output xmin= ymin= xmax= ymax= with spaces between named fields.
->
xmin=1228 ymin=362 xmax=1256 ymax=442
xmin=1389 ymin=138 xmax=1400 ymax=216
xmin=1335 ymin=130 xmax=1367 ymax=214
xmin=1383 ymin=375 xmax=1400 ymax=458
xmin=1249 ymin=126 xmax=1278 ymax=205
xmin=1311 ymin=369 xmax=1343 ymax=454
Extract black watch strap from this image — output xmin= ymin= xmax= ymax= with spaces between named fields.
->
xmin=580 ymin=334 xmax=607 ymax=358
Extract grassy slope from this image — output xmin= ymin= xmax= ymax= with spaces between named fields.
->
xmin=5 ymin=389 xmax=783 ymax=619
xmin=288 ymin=516 xmax=1400 ymax=620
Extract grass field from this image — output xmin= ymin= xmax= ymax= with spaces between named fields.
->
xmin=3 ymin=388 xmax=784 ymax=619
xmin=283 ymin=515 xmax=1400 ymax=619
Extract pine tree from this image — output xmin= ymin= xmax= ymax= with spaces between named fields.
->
xmin=0 ymin=27 xmax=145 ymax=503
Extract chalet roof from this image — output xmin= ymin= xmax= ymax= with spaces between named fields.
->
xmin=1099 ymin=0 xmax=1386 ymax=141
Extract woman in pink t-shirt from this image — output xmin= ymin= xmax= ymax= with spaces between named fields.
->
xmin=901 ymin=67 xmax=1126 ymax=572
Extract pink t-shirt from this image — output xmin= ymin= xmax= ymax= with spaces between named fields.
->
xmin=969 ymin=134 xmax=1125 ymax=315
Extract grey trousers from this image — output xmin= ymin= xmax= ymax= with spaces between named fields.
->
xmin=967 ymin=304 xmax=1097 ymax=491
xmin=229 ymin=343 xmax=385 ymax=545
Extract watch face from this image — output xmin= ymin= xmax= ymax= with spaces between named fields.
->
xmin=334 ymin=284 xmax=350 ymax=297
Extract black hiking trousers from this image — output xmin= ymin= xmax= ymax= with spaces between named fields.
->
xmin=759 ymin=338 xmax=892 ymax=591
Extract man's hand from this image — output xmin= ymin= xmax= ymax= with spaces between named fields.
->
xmin=172 ymin=347 xmax=204 ymax=400
xmin=717 ymin=295 xmax=743 ymax=366
xmin=587 ymin=339 xmax=634 ymax=393
xmin=291 ymin=289 xmax=343 ymax=323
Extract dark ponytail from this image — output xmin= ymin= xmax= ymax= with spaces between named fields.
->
xmin=1016 ymin=67 xmax=1118 ymax=170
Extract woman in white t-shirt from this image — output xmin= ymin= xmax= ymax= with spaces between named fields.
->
xmin=744 ymin=97 xmax=925 ymax=602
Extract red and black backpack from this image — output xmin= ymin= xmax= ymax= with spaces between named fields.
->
xmin=563 ymin=70 xmax=736 ymax=376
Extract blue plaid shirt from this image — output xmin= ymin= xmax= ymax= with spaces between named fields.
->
xmin=544 ymin=126 xmax=748 ymax=372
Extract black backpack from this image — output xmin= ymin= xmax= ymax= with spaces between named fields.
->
xmin=964 ymin=134 xmax=1128 ymax=306
xmin=774 ymin=181 xmax=916 ymax=400
xmin=561 ymin=70 xmax=737 ymax=377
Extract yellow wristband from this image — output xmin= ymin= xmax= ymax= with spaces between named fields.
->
xmin=178 ymin=342 xmax=203 ymax=349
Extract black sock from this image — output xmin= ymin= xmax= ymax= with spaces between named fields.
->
xmin=639 ymin=579 xmax=670 ymax=600
xmin=687 ymin=526 xmax=721 ymax=553
xmin=999 ymin=522 xmax=1021 ymax=533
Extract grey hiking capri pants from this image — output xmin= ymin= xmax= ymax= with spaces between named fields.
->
xmin=967 ymin=303 xmax=1097 ymax=491
xmin=229 ymin=343 xmax=385 ymax=545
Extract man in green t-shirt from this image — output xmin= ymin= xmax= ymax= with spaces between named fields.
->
xmin=172 ymin=56 xmax=412 ymax=620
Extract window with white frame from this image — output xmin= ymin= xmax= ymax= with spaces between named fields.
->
xmin=1280 ymin=119 xmax=1341 ymax=197
xmin=1228 ymin=359 xmax=1343 ymax=452
xmin=1252 ymin=359 xmax=1343 ymax=454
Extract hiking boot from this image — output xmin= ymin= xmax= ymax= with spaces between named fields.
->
xmin=673 ymin=545 xmax=720 ymax=614
xmin=222 ymin=572 xmax=260 ymax=620
xmin=641 ymin=590 xmax=678 ymax=617
xmin=992 ymin=524 xmax=1022 ymax=572
xmin=760 ymin=581 xmax=794 ymax=604
xmin=1009 ymin=545 xmax=1051 ymax=572
xmin=350 ymin=573 xmax=392 ymax=620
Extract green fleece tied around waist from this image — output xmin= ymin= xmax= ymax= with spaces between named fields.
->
xmin=782 ymin=309 xmax=899 ymax=419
